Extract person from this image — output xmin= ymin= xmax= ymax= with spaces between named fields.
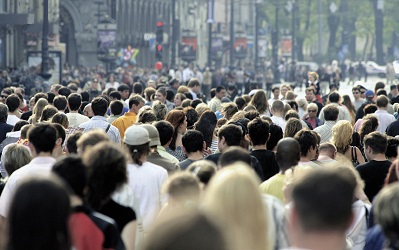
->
xmin=65 ymin=130 xmax=83 ymax=155
xmin=354 ymin=104 xmax=378 ymax=133
xmin=66 ymin=93 xmax=89 ymax=127
xmin=352 ymin=86 xmax=365 ymax=111
xmin=294 ymin=129 xmax=320 ymax=168
xmin=331 ymin=120 xmax=365 ymax=166
xmin=83 ymin=142 xmax=136 ymax=250
xmin=356 ymin=90 xmax=375 ymax=121
xmin=52 ymin=155 xmax=124 ymax=250
xmin=356 ymin=132 xmax=391 ymax=202
xmin=76 ymin=129 xmax=110 ymax=155
xmin=152 ymin=100 xmax=168 ymax=121
xmin=123 ymin=125 xmax=168 ymax=240
xmin=270 ymin=100 xmax=287 ymax=131
xmin=342 ymin=94 xmax=356 ymax=124
xmin=194 ymin=111 xmax=218 ymax=153
xmin=318 ymin=92 xmax=352 ymax=124
xmin=0 ymin=103 xmax=13 ymax=144
xmin=112 ymin=94 xmax=145 ymax=139
xmin=4 ymin=176 xmax=71 ymax=250
xmin=165 ymin=110 xmax=188 ymax=161
xmin=141 ymin=123 xmax=180 ymax=175
xmin=117 ymin=84 xmax=130 ymax=103
xmin=5 ymin=94 xmax=21 ymax=126
xmin=0 ymin=123 xmax=58 ymax=219
xmin=313 ymin=104 xmax=339 ymax=143
xmin=153 ymin=120 xmax=180 ymax=164
xmin=108 ymin=100 xmax=124 ymax=124
xmin=259 ymin=137 xmax=300 ymax=203
xmin=374 ymin=95 xmax=395 ymax=133
xmin=286 ymin=168 xmax=356 ymax=250
xmin=179 ymin=130 xmax=205 ymax=170
xmin=248 ymin=90 xmax=271 ymax=116
xmin=315 ymin=142 xmax=337 ymax=164
xmin=305 ymin=87 xmax=323 ymax=116
xmin=269 ymin=86 xmax=281 ymax=106
xmin=248 ymin=117 xmax=279 ymax=181
xmin=202 ymin=163 xmax=273 ymax=250
xmin=28 ymin=98 xmax=49 ymax=124
xmin=173 ymin=93 xmax=186 ymax=108
xmin=155 ymin=87 xmax=175 ymax=111
xmin=79 ymin=97 xmax=121 ymax=143
xmin=303 ymin=103 xmax=323 ymax=129
xmin=284 ymin=118 xmax=303 ymax=138
xmin=187 ymin=78 xmax=201 ymax=100
xmin=207 ymin=86 xmax=226 ymax=112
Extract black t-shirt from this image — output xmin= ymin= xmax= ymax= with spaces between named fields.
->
xmin=356 ymin=160 xmax=391 ymax=202
xmin=386 ymin=120 xmax=399 ymax=137
xmin=250 ymin=149 xmax=279 ymax=181
xmin=98 ymin=199 xmax=136 ymax=232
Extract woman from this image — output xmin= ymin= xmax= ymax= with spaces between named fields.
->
xmin=221 ymin=102 xmax=239 ymax=120
xmin=6 ymin=176 xmax=71 ymax=250
xmin=194 ymin=111 xmax=218 ymax=153
xmin=202 ymin=164 xmax=273 ymax=250
xmin=342 ymin=95 xmax=356 ymax=125
xmin=331 ymin=120 xmax=365 ymax=166
xmin=28 ymin=98 xmax=48 ymax=124
xmin=359 ymin=114 xmax=379 ymax=143
xmin=296 ymin=97 xmax=308 ymax=119
xmin=307 ymin=71 xmax=321 ymax=102
xmin=84 ymin=142 xmax=136 ymax=250
xmin=354 ymin=104 xmax=378 ymax=132
xmin=284 ymin=118 xmax=303 ymax=138
xmin=51 ymin=113 xmax=69 ymax=129
xmin=105 ymin=73 xmax=120 ymax=90
xmin=248 ymin=90 xmax=271 ymax=117
xmin=304 ymin=103 xmax=322 ymax=129
xmin=39 ymin=105 xmax=58 ymax=123
xmin=152 ymin=100 xmax=168 ymax=121
xmin=174 ymin=93 xmax=186 ymax=108
xmin=165 ymin=110 xmax=188 ymax=161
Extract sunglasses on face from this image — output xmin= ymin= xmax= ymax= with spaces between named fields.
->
xmin=353 ymin=92 xmax=359 ymax=94
xmin=308 ymin=110 xmax=317 ymax=113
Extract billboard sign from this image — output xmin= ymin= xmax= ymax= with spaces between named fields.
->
xmin=27 ymin=51 xmax=62 ymax=85
xmin=179 ymin=36 xmax=197 ymax=61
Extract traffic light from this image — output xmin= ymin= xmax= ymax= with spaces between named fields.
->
xmin=156 ymin=21 xmax=163 ymax=61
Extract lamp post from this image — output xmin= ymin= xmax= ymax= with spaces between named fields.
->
xmin=291 ymin=0 xmax=296 ymax=62
xmin=229 ymin=0 xmax=235 ymax=68
xmin=272 ymin=4 xmax=280 ymax=83
xmin=254 ymin=0 xmax=260 ymax=70
xmin=207 ymin=0 xmax=215 ymax=67
xmin=171 ymin=0 xmax=176 ymax=68
xmin=40 ymin=0 xmax=51 ymax=80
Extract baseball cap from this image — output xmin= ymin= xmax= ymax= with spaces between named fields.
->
xmin=124 ymin=125 xmax=150 ymax=146
xmin=140 ymin=124 xmax=161 ymax=147
xmin=365 ymin=90 xmax=374 ymax=97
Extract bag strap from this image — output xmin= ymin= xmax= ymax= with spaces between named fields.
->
xmin=105 ymin=124 xmax=111 ymax=133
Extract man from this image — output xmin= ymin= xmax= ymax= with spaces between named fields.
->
xmin=107 ymin=100 xmax=124 ymax=124
xmin=117 ymin=84 xmax=130 ymax=104
xmin=356 ymin=132 xmax=391 ymax=201
xmin=248 ymin=117 xmax=279 ymax=181
xmin=182 ymin=63 xmax=194 ymax=83
xmin=388 ymin=84 xmax=398 ymax=101
xmin=206 ymin=123 xmax=264 ymax=180
xmin=374 ymin=95 xmax=395 ymax=133
xmin=168 ymin=78 xmax=180 ymax=95
xmin=287 ymin=169 xmax=356 ymax=250
xmin=153 ymin=121 xmax=179 ymax=164
xmin=352 ymin=86 xmax=365 ymax=112
xmin=315 ymin=142 xmax=337 ymax=164
xmin=155 ymin=87 xmax=174 ymax=112
xmin=318 ymin=92 xmax=351 ymax=124
xmin=86 ymin=78 xmax=102 ymax=101
xmin=259 ymin=138 xmax=300 ymax=203
xmin=179 ymin=130 xmax=205 ymax=170
xmin=268 ymin=87 xmax=280 ymax=106
xmin=0 ymin=123 xmax=58 ymax=219
xmin=66 ymin=93 xmax=89 ymax=127
xmin=79 ymin=97 xmax=121 ymax=143
xmin=0 ymin=104 xmax=13 ymax=144
xmin=112 ymin=95 xmax=145 ymax=139
xmin=141 ymin=124 xmax=180 ymax=175
xmin=294 ymin=129 xmax=320 ymax=168
xmin=5 ymin=94 xmax=21 ymax=126
xmin=53 ymin=95 xmax=67 ymax=112
xmin=356 ymin=90 xmax=375 ymax=121
xmin=321 ymin=83 xmax=339 ymax=105
xmin=270 ymin=100 xmax=287 ymax=131
xmin=187 ymin=78 xmax=201 ymax=100
xmin=305 ymin=87 xmax=323 ymax=116
xmin=52 ymin=123 xmax=66 ymax=158
xmin=313 ymin=104 xmax=339 ymax=143
xmin=207 ymin=86 xmax=226 ymax=112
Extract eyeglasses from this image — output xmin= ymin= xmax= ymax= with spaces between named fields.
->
xmin=352 ymin=92 xmax=360 ymax=94
xmin=308 ymin=110 xmax=317 ymax=113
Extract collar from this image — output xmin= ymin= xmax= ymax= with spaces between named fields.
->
xmin=91 ymin=116 xmax=107 ymax=121
xmin=30 ymin=156 xmax=56 ymax=164
xmin=124 ymin=112 xmax=136 ymax=116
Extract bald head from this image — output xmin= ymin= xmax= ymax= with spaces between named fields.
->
xmin=276 ymin=138 xmax=300 ymax=171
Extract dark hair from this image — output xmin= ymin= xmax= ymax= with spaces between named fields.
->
xmin=91 ymin=97 xmax=109 ymax=116
xmin=58 ymin=87 xmax=71 ymax=98
xmin=67 ymin=93 xmax=82 ymax=111
xmin=292 ymin=169 xmax=356 ymax=232
xmin=7 ymin=176 xmax=71 ymax=250
xmin=34 ymin=92 xmax=48 ymax=103
xmin=0 ymin=103 xmax=8 ymax=122
xmin=129 ymin=95 xmax=144 ymax=108
xmin=218 ymin=124 xmax=242 ymax=147
xmin=125 ymin=142 xmax=150 ymax=166
xmin=165 ymin=110 xmax=186 ymax=150
xmin=40 ymin=105 xmax=58 ymax=122
xmin=244 ymin=110 xmax=260 ymax=121
xmin=386 ymin=137 xmax=399 ymax=159
xmin=53 ymin=96 xmax=67 ymax=111
xmin=80 ymin=91 xmax=90 ymax=102
xmin=137 ymin=110 xmax=157 ymax=124
xmin=284 ymin=110 xmax=300 ymax=120
xmin=117 ymin=84 xmax=130 ymax=92
xmin=323 ymin=104 xmax=339 ymax=121
xmin=5 ymin=94 xmax=20 ymax=112
xmin=166 ymin=89 xmax=175 ymax=102
xmin=190 ymin=99 xmax=202 ymax=109
xmin=359 ymin=115 xmax=379 ymax=141
xmin=28 ymin=123 xmax=58 ymax=154
xmin=84 ymin=142 xmax=128 ymax=209
xmin=375 ymin=81 xmax=385 ymax=92
xmin=133 ymin=82 xmax=143 ymax=94
xmin=248 ymin=117 xmax=269 ymax=146
xmin=187 ymin=78 xmax=200 ymax=88
xmin=328 ymin=92 xmax=340 ymax=103
xmin=376 ymin=89 xmax=388 ymax=97
xmin=46 ymin=92 xmax=55 ymax=104
xmin=53 ymin=155 xmax=87 ymax=198
xmin=154 ymin=120 xmax=175 ymax=147
xmin=210 ymin=88 xmax=216 ymax=99
xmin=65 ymin=131 xmax=83 ymax=154
xmin=235 ymin=97 xmax=246 ymax=110
xmin=184 ymin=107 xmax=198 ymax=129
xmin=267 ymin=123 xmax=283 ymax=150
xmin=110 ymin=100 xmax=124 ymax=115
xmin=12 ymin=120 xmax=29 ymax=132
xmin=182 ymin=130 xmax=204 ymax=154
xmin=186 ymin=160 xmax=217 ymax=186
xmin=218 ymin=146 xmax=252 ymax=167
xmin=376 ymin=95 xmax=389 ymax=108
xmin=287 ymin=101 xmax=299 ymax=112
xmin=294 ymin=129 xmax=317 ymax=157
xmin=109 ymin=91 xmax=122 ymax=100
xmin=194 ymin=111 xmax=217 ymax=148
xmin=52 ymin=123 xmax=67 ymax=144
xmin=216 ymin=86 xmax=225 ymax=93
xmin=51 ymin=113 xmax=69 ymax=129
xmin=364 ymin=104 xmax=378 ymax=115
xmin=364 ymin=131 xmax=388 ymax=154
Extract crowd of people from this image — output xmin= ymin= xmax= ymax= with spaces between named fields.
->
xmin=0 ymin=62 xmax=399 ymax=250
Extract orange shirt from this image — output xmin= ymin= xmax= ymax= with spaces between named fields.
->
xmin=112 ymin=112 xmax=137 ymax=139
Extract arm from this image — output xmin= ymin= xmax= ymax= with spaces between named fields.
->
xmin=355 ymin=147 xmax=366 ymax=165
xmin=121 ymin=220 xmax=136 ymax=250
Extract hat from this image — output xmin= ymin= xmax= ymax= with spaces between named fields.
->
xmin=140 ymin=124 xmax=160 ymax=147
xmin=124 ymin=125 xmax=150 ymax=146
xmin=365 ymin=90 xmax=374 ymax=97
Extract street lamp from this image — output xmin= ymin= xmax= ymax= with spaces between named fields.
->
xmin=207 ymin=0 xmax=215 ymax=67
xmin=255 ymin=0 xmax=261 ymax=70
xmin=40 ymin=0 xmax=51 ymax=80
xmin=272 ymin=4 xmax=280 ymax=83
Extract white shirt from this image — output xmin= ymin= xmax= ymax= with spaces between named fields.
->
xmin=66 ymin=112 xmax=90 ymax=127
xmin=313 ymin=121 xmax=337 ymax=143
xmin=182 ymin=68 xmax=194 ymax=83
xmin=271 ymin=116 xmax=287 ymax=131
xmin=79 ymin=116 xmax=121 ymax=143
xmin=374 ymin=109 xmax=396 ymax=133
xmin=0 ymin=156 xmax=56 ymax=217
xmin=6 ymin=114 xmax=20 ymax=126
xmin=127 ymin=161 xmax=168 ymax=232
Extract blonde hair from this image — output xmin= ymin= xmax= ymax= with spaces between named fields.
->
xmin=203 ymin=163 xmax=271 ymax=250
xmin=284 ymin=118 xmax=302 ymax=138
xmin=285 ymin=91 xmax=295 ymax=101
xmin=177 ymin=86 xmax=189 ymax=94
xmin=296 ymin=97 xmax=308 ymax=111
xmin=229 ymin=110 xmax=246 ymax=122
xmin=331 ymin=120 xmax=353 ymax=154
xmin=195 ymin=103 xmax=210 ymax=117
xmin=307 ymin=103 xmax=318 ymax=112
xmin=30 ymin=98 xmax=48 ymax=124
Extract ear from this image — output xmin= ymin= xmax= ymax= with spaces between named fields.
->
xmin=203 ymin=141 xmax=206 ymax=151
xmin=267 ymin=133 xmax=271 ymax=142
xmin=182 ymin=146 xmax=188 ymax=155
xmin=55 ymin=138 xmax=62 ymax=146
xmin=245 ymin=134 xmax=251 ymax=142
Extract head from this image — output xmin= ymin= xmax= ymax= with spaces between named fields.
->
xmin=247 ymin=117 xmax=269 ymax=146
xmin=155 ymin=87 xmax=167 ymax=103
xmin=359 ymin=114 xmax=379 ymax=141
xmin=0 ymin=103 xmax=8 ymax=122
xmin=365 ymin=90 xmax=375 ymax=101
xmin=281 ymin=84 xmax=291 ymax=97
xmin=154 ymin=120 xmax=175 ymax=147
xmin=51 ymin=113 xmax=69 ymax=129
xmin=363 ymin=104 xmax=378 ymax=115
xmin=217 ymin=124 xmax=242 ymax=152
xmin=276 ymin=138 xmax=300 ymax=171
xmin=65 ymin=131 xmax=83 ymax=155
xmin=221 ymin=102 xmax=238 ymax=120
xmin=306 ymin=103 xmax=318 ymax=118
xmin=331 ymin=120 xmax=353 ymax=154
xmin=163 ymin=172 xmax=200 ymax=206
xmin=91 ymin=97 xmax=109 ymax=116
xmin=308 ymin=71 xmax=318 ymax=82
xmin=28 ymin=123 xmax=58 ymax=155
xmin=272 ymin=87 xmax=280 ymax=99
xmin=218 ymin=146 xmax=252 ymax=168
xmin=67 ymin=93 xmax=82 ymax=111
xmin=305 ymin=88 xmax=316 ymax=102
xmin=284 ymin=118 xmax=302 ymax=138
xmin=267 ymin=123 xmax=284 ymax=151
xmin=318 ymin=142 xmax=337 ymax=160
xmin=128 ymin=95 xmax=145 ymax=114
xmin=124 ymin=125 xmax=151 ymax=165
xmin=83 ymin=103 xmax=94 ymax=118
xmin=352 ymin=86 xmax=361 ymax=99
xmin=152 ymin=100 xmax=168 ymax=121
xmin=76 ymin=129 xmax=110 ymax=155
xmin=194 ymin=111 xmax=217 ymax=148
xmin=117 ymin=84 xmax=130 ymax=100
xmin=174 ymin=93 xmax=186 ymax=107
xmin=5 ymin=94 xmax=20 ymax=113
xmin=294 ymin=129 xmax=318 ymax=159
xmin=363 ymin=132 xmax=388 ymax=160
xmin=376 ymin=95 xmax=389 ymax=109
xmin=249 ymin=90 xmax=269 ymax=114
xmin=186 ymin=160 xmax=217 ymax=187
xmin=323 ymin=104 xmax=339 ymax=122
xmin=53 ymin=96 xmax=67 ymax=111
xmin=144 ymin=87 xmax=156 ymax=102
xmin=39 ymin=105 xmax=58 ymax=122
xmin=3 ymin=144 xmax=32 ymax=176
xmin=187 ymin=78 xmax=201 ymax=93
xmin=110 ymin=100 xmax=124 ymax=116
xmin=328 ymin=92 xmax=340 ymax=104
xmin=215 ymin=86 xmax=226 ymax=100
